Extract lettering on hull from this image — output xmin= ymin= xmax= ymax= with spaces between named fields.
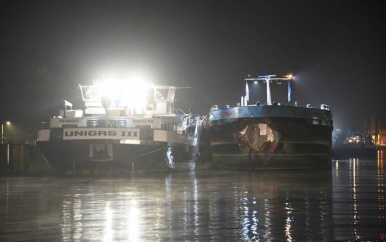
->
xmin=63 ymin=128 xmax=140 ymax=140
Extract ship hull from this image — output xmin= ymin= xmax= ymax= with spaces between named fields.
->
xmin=37 ymin=126 xmax=209 ymax=175
xmin=207 ymin=106 xmax=333 ymax=170
xmin=37 ymin=140 xmax=200 ymax=174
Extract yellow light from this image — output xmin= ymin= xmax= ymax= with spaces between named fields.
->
xmin=284 ymin=74 xmax=293 ymax=79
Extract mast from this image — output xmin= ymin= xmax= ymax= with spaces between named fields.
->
xmin=245 ymin=74 xmax=294 ymax=105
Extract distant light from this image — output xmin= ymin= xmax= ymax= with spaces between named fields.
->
xmin=254 ymin=81 xmax=258 ymax=84
xmin=284 ymin=74 xmax=294 ymax=79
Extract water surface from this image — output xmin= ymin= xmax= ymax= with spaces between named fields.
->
xmin=1 ymin=153 xmax=385 ymax=241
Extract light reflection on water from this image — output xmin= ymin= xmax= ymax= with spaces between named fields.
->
xmin=0 ymin=151 xmax=385 ymax=241
xmin=333 ymin=151 xmax=386 ymax=241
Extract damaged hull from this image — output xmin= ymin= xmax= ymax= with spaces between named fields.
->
xmin=207 ymin=105 xmax=333 ymax=169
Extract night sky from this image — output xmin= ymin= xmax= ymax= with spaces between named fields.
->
xmin=1 ymin=0 xmax=385 ymax=134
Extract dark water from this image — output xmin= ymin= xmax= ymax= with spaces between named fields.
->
xmin=1 ymin=153 xmax=385 ymax=241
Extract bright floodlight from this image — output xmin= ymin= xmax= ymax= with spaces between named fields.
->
xmin=99 ymin=74 xmax=151 ymax=110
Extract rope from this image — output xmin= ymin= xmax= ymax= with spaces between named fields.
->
xmin=136 ymin=148 xmax=163 ymax=157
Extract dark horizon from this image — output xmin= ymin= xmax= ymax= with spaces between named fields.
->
xmin=1 ymin=0 xmax=385 ymax=133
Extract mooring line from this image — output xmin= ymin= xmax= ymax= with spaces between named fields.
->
xmin=136 ymin=148 xmax=163 ymax=157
